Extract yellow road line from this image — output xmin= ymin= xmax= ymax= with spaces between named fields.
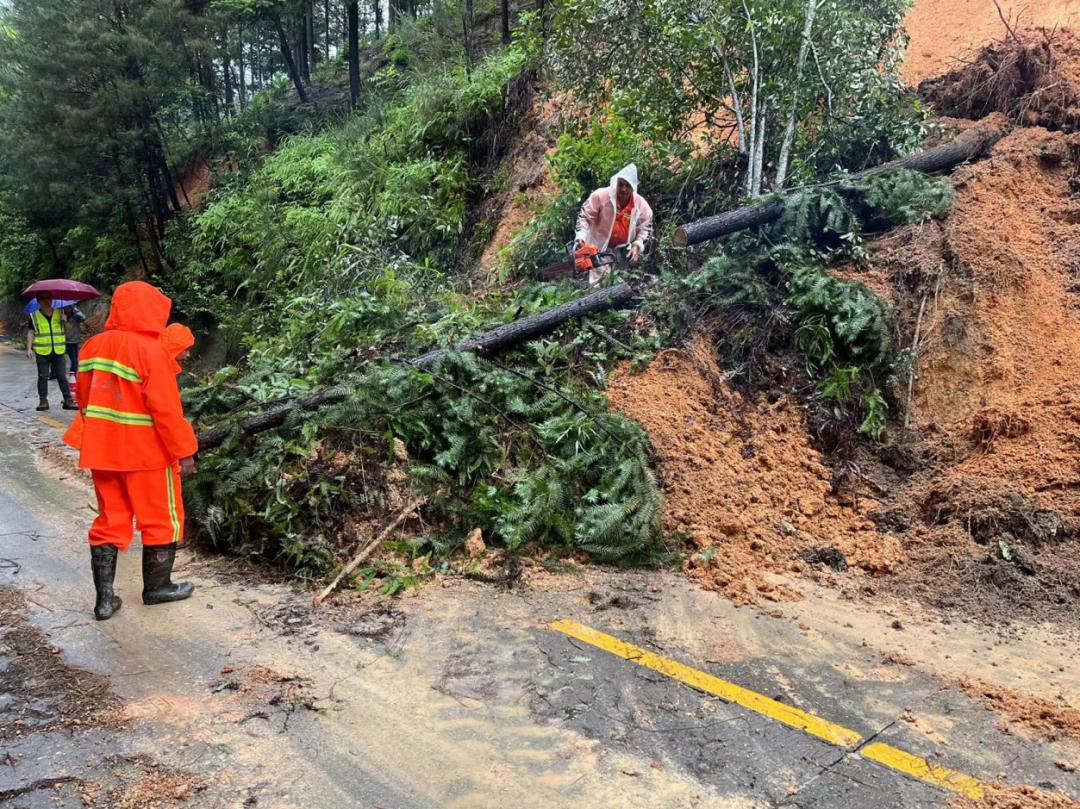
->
xmin=862 ymin=742 xmax=985 ymax=798
xmin=550 ymin=619 xmax=985 ymax=800
xmin=37 ymin=416 xmax=65 ymax=429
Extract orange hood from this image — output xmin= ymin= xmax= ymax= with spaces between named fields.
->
xmin=104 ymin=281 xmax=172 ymax=336
xmin=161 ymin=323 xmax=195 ymax=360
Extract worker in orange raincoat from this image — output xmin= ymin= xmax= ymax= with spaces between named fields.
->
xmin=160 ymin=323 xmax=195 ymax=374
xmin=63 ymin=282 xmax=199 ymax=621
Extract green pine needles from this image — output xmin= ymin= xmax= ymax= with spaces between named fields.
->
xmin=184 ymin=288 xmax=670 ymax=577
xmin=655 ymin=168 xmax=953 ymax=442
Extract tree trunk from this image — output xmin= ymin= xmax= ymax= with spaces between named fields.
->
xmin=719 ymin=50 xmax=746 ymax=156
xmin=223 ymin=38 xmax=234 ymax=116
xmin=348 ymin=2 xmax=360 ymax=108
xmin=237 ymin=27 xmax=247 ymax=109
xmin=374 ymin=0 xmax=382 ymax=38
xmin=324 ymin=0 xmax=331 ymax=58
xmin=751 ymin=100 xmax=767 ymax=198
xmin=742 ymin=0 xmax=760 ymax=198
xmin=673 ymin=123 xmax=1008 ymax=247
xmin=774 ymin=0 xmax=818 ymax=191
xmin=272 ymin=13 xmax=310 ymax=103
xmin=461 ymin=0 xmax=474 ymax=74
xmin=501 ymin=0 xmax=511 ymax=43
xmin=307 ymin=0 xmax=318 ymax=67
xmin=160 ymin=156 xmax=182 ymax=214
xmin=196 ymin=283 xmax=637 ymax=451
xmin=298 ymin=16 xmax=310 ymax=83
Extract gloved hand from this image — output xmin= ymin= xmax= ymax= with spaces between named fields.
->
xmin=575 ymin=244 xmax=599 ymax=272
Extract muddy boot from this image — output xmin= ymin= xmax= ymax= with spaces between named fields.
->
xmin=141 ymin=545 xmax=194 ymax=605
xmin=90 ymin=544 xmax=122 ymax=620
xmin=35 ymin=399 xmax=49 ymax=411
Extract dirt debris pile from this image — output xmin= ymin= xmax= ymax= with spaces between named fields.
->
xmin=608 ymin=340 xmax=900 ymax=605
xmin=612 ymin=123 xmax=1080 ymax=618
xmin=922 ymin=29 xmax=1080 ymax=133
xmin=874 ymin=125 xmax=1080 ymax=618
xmin=956 ymin=678 xmax=1080 ymax=745
xmin=951 ymin=786 xmax=1080 ymax=809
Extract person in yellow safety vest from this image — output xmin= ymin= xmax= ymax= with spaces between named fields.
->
xmin=25 ymin=292 xmax=77 ymax=412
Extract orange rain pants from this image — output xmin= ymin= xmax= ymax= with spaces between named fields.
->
xmin=89 ymin=464 xmax=184 ymax=550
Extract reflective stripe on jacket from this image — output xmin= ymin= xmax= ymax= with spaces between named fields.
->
xmin=66 ymin=282 xmax=198 ymax=471
xmin=31 ymin=310 xmax=66 ymax=356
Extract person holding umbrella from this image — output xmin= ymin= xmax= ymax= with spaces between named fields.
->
xmin=25 ymin=292 xmax=78 ymax=411
xmin=22 ymin=279 xmax=100 ymax=411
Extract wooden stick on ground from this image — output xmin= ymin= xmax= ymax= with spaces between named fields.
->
xmin=903 ymin=293 xmax=929 ymax=430
xmin=312 ymin=495 xmax=428 ymax=605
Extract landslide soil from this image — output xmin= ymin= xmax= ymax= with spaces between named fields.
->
xmin=902 ymin=0 xmax=1080 ymax=86
xmin=608 ymin=339 xmax=900 ymax=606
xmin=611 ymin=68 xmax=1080 ymax=624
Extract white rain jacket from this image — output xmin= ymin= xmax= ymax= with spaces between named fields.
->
xmin=574 ymin=163 xmax=655 ymax=253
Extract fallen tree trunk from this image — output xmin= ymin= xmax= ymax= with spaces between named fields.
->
xmin=196 ymin=282 xmax=637 ymax=451
xmin=674 ymin=124 xmax=1008 ymax=247
xmin=409 ymin=281 xmax=636 ymax=368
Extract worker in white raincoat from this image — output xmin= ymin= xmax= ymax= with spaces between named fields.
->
xmin=573 ymin=163 xmax=654 ymax=286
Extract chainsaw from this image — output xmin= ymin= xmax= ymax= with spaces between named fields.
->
xmin=536 ymin=244 xmax=619 ymax=282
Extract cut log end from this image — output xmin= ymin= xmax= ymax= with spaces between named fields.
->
xmin=674 ymin=228 xmax=689 ymax=247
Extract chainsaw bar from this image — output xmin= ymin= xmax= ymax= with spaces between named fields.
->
xmin=536 ymin=251 xmax=618 ymax=281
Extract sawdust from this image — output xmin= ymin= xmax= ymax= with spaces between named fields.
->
xmin=902 ymin=0 xmax=1080 ymax=86
xmin=210 ymin=663 xmax=320 ymax=725
xmin=0 ymin=586 xmax=125 ymax=739
xmin=956 ymin=677 xmax=1080 ymax=744
xmin=950 ymin=785 xmax=1080 ymax=808
xmin=95 ymin=755 xmax=204 ymax=809
xmin=607 ymin=339 xmax=900 ymax=605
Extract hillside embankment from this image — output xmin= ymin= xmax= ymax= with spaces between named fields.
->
xmin=611 ymin=27 xmax=1080 ymax=626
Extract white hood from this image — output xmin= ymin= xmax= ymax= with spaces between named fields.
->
xmin=609 ymin=163 xmax=638 ymax=197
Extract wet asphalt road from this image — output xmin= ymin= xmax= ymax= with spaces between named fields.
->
xmin=1 ymin=343 xmax=1078 ymax=808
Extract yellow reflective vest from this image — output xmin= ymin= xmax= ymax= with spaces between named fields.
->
xmin=31 ymin=309 xmax=66 ymax=356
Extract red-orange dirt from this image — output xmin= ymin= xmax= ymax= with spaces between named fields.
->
xmin=611 ymin=125 xmax=1080 ymax=618
xmin=174 ymin=159 xmax=213 ymax=210
xmin=956 ymin=677 xmax=1080 ymax=744
xmin=476 ymin=95 xmax=565 ymax=279
xmin=902 ymin=0 xmax=1080 ymax=86
xmin=951 ymin=786 xmax=1080 ymax=809
xmin=608 ymin=339 xmax=900 ymax=606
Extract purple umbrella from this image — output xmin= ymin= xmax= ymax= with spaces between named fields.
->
xmin=22 ymin=279 xmax=101 ymax=301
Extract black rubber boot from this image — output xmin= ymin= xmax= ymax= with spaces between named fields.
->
xmin=35 ymin=399 xmax=49 ymax=411
xmin=142 ymin=545 xmax=194 ymax=605
xmin=90 ymin=544 xmax=122 ymax=620
xmin=61 ymin=400 xmax=79 ymax=411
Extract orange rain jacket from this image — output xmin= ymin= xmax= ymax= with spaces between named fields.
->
xmin=160 ymin=323 xmax=195 ymax=374
xmin=64 ymin=282 xmax=197 ymax=471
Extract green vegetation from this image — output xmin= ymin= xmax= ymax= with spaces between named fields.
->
xmin=551 ymin=0 xmax=924 ymax=195
xmin=655 ymin=170 xmax=953 ymax=439
xmin=0 ymin=0 xmax=944 ymax=586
